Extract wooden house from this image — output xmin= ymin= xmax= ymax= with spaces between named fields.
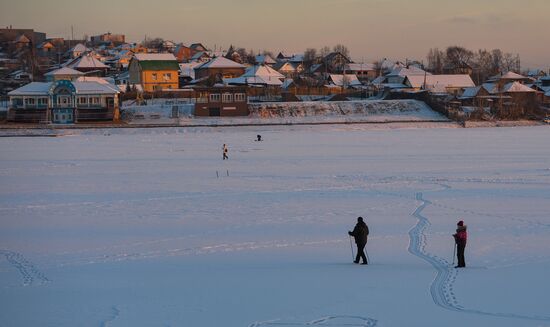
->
xmin=194 ymin=86 xmax=248 ymax=116
xmin=404 ymin=74 xmax=475 ymax=95
xmin=344 ymin=63 xmax=377 ymax=82
xmin=7 ymin=79 xmax=120 ymax=123
xmin=128 ymin=53 xmax=180 ymax=92
xmin=194 ymin=56 xmax=246 ymax=81
xmin=322 ymin=52 xmax=352 ymax=74
xmin=274 ymin=61 xmax=304 ymax=77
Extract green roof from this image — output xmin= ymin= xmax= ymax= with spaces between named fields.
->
xmin=138 ymin=60 xmax=179 ymax=71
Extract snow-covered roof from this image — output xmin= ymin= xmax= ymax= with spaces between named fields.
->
xmin=44 ymin=67 xmax=85 ymax=77
xmin=244 ymin=65 xmax=285 ymax=79
xmin=482 ymin=82 xmax=537 ymax=94
xmin=501 ymin=81 xmax=536 ymax=93
xmin=76 ymin=76 xmax=116 ymax=85
xmin=387 ymin=66 xmax=430 ymax=77
xmin=179 ymin=62 xmax=201 ymax=77
xmin=73 ymin=81 xmax=120 ymax=94
xmin=7 ymin=82 xmax=50 ymax=96
xmin=406 ymin=75 xmax=475 ymax=90
xmin=196 ymin=56 xmax=245 ymax=69
xmin=275 ymin=61 xmax=302 ymax=72
xmin=224 ymin=65 xmax=284 ymax=86
xmin=134 ymin=53 xmax=177 ymax=61
xmin=65 ymin=54 xmax=109 ymax=69
xmin=71 ymin=43 xmax=90 ymax=53
xmin=345 ymin=63 xmax=376 ymax=71
xmin=328 ymin=74 xmax=362 ymax=87
xmin=8 ymin=81 xmax=119 ymax=96
xmin=500 ymin=71 xmax=527 ymax=80
xmin=488 ymin=71 xmax=528 ymax=82
xmin=255 ymin=54 xmax=276 ymax=65
xmin=224 ymin=75 xmax=283 ymax=86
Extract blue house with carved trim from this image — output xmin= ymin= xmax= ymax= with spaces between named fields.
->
xmin=7 ymin=80 xmax=120 ymax=123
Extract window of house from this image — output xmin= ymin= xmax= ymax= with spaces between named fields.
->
xmin=13 ymin=98 xmax=23 ymax=106
xmin=222 ymin=93 xmax=233 ymax=103
xmin=25 ymin=98 xmax=35 ymax=105
xmin=163 ymin=73 xmax=171 ymax=81
xmin=209 ymin=94 xmax=220 ymax=102
xmin=235 ymin=93 xmax=246 ymax=102
xmin=38 ymin=98 xmax=48 ymax=106
xmin=91 ymin=97 xmax=100 ymax=105
xmin=197 ymin=92 xmax=208 ymax=103
xmin=78 ymin=97 xmax=88 ymax=105
xmin=152 ymin=73 xmax=157 ymax=81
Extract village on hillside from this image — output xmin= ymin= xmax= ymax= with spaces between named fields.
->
xmin=1 ymin=27 xmax=549 ymax=125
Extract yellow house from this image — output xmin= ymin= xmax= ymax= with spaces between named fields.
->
xmin=128 ymin=53 xmax=179 ymax=92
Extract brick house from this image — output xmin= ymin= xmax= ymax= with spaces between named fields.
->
xmin=194 ymin=86 xmax=248 ymax=116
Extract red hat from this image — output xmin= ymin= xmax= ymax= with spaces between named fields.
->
xmin=457 ymin=220 xmax=464 ymax=226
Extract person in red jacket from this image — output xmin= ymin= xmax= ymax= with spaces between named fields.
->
xmin=453 ymin=220 xmax=467 ymax=268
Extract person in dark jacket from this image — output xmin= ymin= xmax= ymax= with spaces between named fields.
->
xmin=453 ymin=220 xmax=467 ymax=268
xmin=348 ymin=216 xmax=369 ymax=264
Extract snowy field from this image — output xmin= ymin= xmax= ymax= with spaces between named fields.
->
xmin=1 ymin=124 xmax=550 ymax=327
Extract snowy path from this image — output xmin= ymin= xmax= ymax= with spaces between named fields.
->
xmin=409 ymin=191 xmax=550 ymax=322
xmin=0 ymin=250 xmax=50 ymax=286
xmin=250 ymin=315 xmax=377 ymax=327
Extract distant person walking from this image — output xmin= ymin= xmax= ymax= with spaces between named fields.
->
xmin=348 ymin=216 xmax=369 ymax=265
xmin=453 ymin=220 xmax=467 ymax=268
xmin=223 ymin=144 xmax=228 ymax=160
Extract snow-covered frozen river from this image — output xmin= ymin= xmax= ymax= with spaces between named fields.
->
xmin=1 ymin=124 xmax=549 ymax=326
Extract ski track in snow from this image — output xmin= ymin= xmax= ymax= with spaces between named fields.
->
xmin=100 ymin=306 xmax=120 ymax=327
xmin=0 ymin=250 xmax=50 ymax=286
xmin=249 ymin=315 xmax=377 ymax=327
xmin=409 ymin=192 xmax=550 ymax=322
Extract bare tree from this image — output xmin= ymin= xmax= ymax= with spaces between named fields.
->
xmin=333 ymin=44 xmax=350 ymax=58
xmin=319 ymin=46 xmax=331 ymax=58
xmin=303 ymin=48 xmax=318 ymax=70
xmin=445 ymin=46 xmax=474 ymax=71
xmin=502 ymin=53 xmax=520 ymax=73
xmin=426 ymin=48 xmax=445 ymax=74
xmin=142 ymin=37 xmax=164 ymax=51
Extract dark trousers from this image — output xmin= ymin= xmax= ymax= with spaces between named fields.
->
xmin=457 ymin=243 xmax=466 ymax=267
xmin=355 ymin=242 xmax=367 ymax=264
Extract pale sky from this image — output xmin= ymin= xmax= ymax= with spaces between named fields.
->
xmin=1 ymin=0 xmax=549 ymax=69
